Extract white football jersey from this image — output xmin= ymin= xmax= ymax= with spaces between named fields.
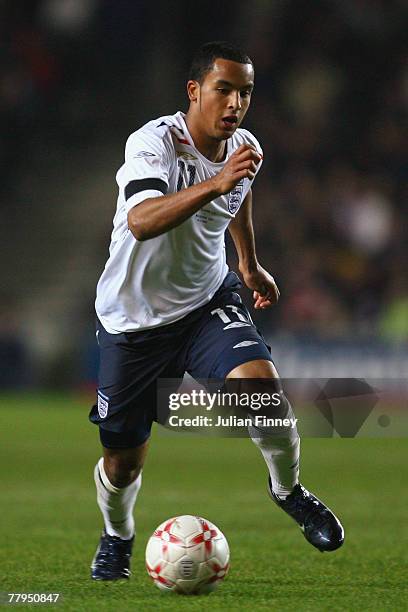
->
xmin=95 ymin=111 xmax=262 ymax=333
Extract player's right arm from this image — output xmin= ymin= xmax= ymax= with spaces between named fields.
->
xmin=126 ymin=143 xmax=261 ymax=241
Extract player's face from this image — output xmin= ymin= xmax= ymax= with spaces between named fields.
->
xmin=194 ymin=59 xmax=254 ymax=140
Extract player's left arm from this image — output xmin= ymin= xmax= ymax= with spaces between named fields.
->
xmin=228 ymin=188 xmax=280 ymax=309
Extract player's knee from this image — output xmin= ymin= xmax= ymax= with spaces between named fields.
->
xmin=248 ymin=388 xmax=299 ymax=443
xmin=103 ymin=447 xmax=146 ymax=488
xmin=104 ymin=456 xmax=141 ymax=488
xmin=222 ymin=375 xmax=299 ymax=440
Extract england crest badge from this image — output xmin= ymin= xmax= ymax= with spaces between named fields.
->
xmin=228 ymin=180 xmax=244 ymax=214
xmin=97 ymin=392 xmax=109 ymax=419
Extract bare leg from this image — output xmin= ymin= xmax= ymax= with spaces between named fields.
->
xmin=102 ymin=439 xmax=150 ymax=487
xmin=94 ymin=439 xmax=149 ymax=539
xmin=226 ymin=359 xmax=300 ymax=498
xmin=226 ymin=359 xmax=279 ymax=379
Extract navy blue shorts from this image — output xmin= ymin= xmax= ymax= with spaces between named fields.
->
xmin=89 ymin=272 xmax=272 ymax=448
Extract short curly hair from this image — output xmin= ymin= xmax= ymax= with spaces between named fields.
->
xmin=189 ymin=41 xmax=253 ymax=83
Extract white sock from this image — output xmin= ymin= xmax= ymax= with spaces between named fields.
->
xmin=255 ymin=436 xmax=300 ymax=498
xmin=94 ymin=457 xmax=142 ymax=540
xmin=249 ymin=398 xmax=300 ymax=498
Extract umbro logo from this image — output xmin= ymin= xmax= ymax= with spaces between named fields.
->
xmin=133 ymin=151 xmax=156 ymax=158
xmin=232 ymin=340 xmax=259 ymax=349
xmin=223 ymin=322 xmax=251 ymax=330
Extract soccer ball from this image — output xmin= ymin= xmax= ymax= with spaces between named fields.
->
xmin=145 ymin=515 xmax=230 ymax=594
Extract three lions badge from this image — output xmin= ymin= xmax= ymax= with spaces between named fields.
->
xmin=228 ymin=179 xmax=244 ymax=214
xmin=97 ymin=392 xmax=109 ymax=419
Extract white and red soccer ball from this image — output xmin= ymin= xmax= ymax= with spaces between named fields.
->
xmin=145 ymin=515 xmax=230 ymax=594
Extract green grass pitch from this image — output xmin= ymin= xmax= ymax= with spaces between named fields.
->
xmin=1 ymin=393 xmax=407 ymax=611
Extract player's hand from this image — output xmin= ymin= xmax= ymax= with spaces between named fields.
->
xmin=211 ymin=144 xmax=262 ymax=195
xmin=240 ymin=264 xmax=280 ymax=309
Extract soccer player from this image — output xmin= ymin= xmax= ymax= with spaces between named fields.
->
xmin=89 ymin=42 xmax=344 ymax=580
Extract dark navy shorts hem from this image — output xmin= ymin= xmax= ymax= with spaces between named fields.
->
xmin=212 ymin=348 xmax=273 ymax=380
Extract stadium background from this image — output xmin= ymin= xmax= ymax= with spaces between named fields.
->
xmin=1 ymin=0 xmax=407 ymax=388
xmin=1 ymin=2 xmax=407 ymax=610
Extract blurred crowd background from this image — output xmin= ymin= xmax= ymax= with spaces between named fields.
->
xmin=1 ymin=0 xmax=407 ymax=387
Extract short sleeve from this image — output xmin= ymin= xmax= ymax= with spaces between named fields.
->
xmin=236 ymin=129 xmax=263 ymax=202
xmin=116 ymin=129 xmax=171 ymax=213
